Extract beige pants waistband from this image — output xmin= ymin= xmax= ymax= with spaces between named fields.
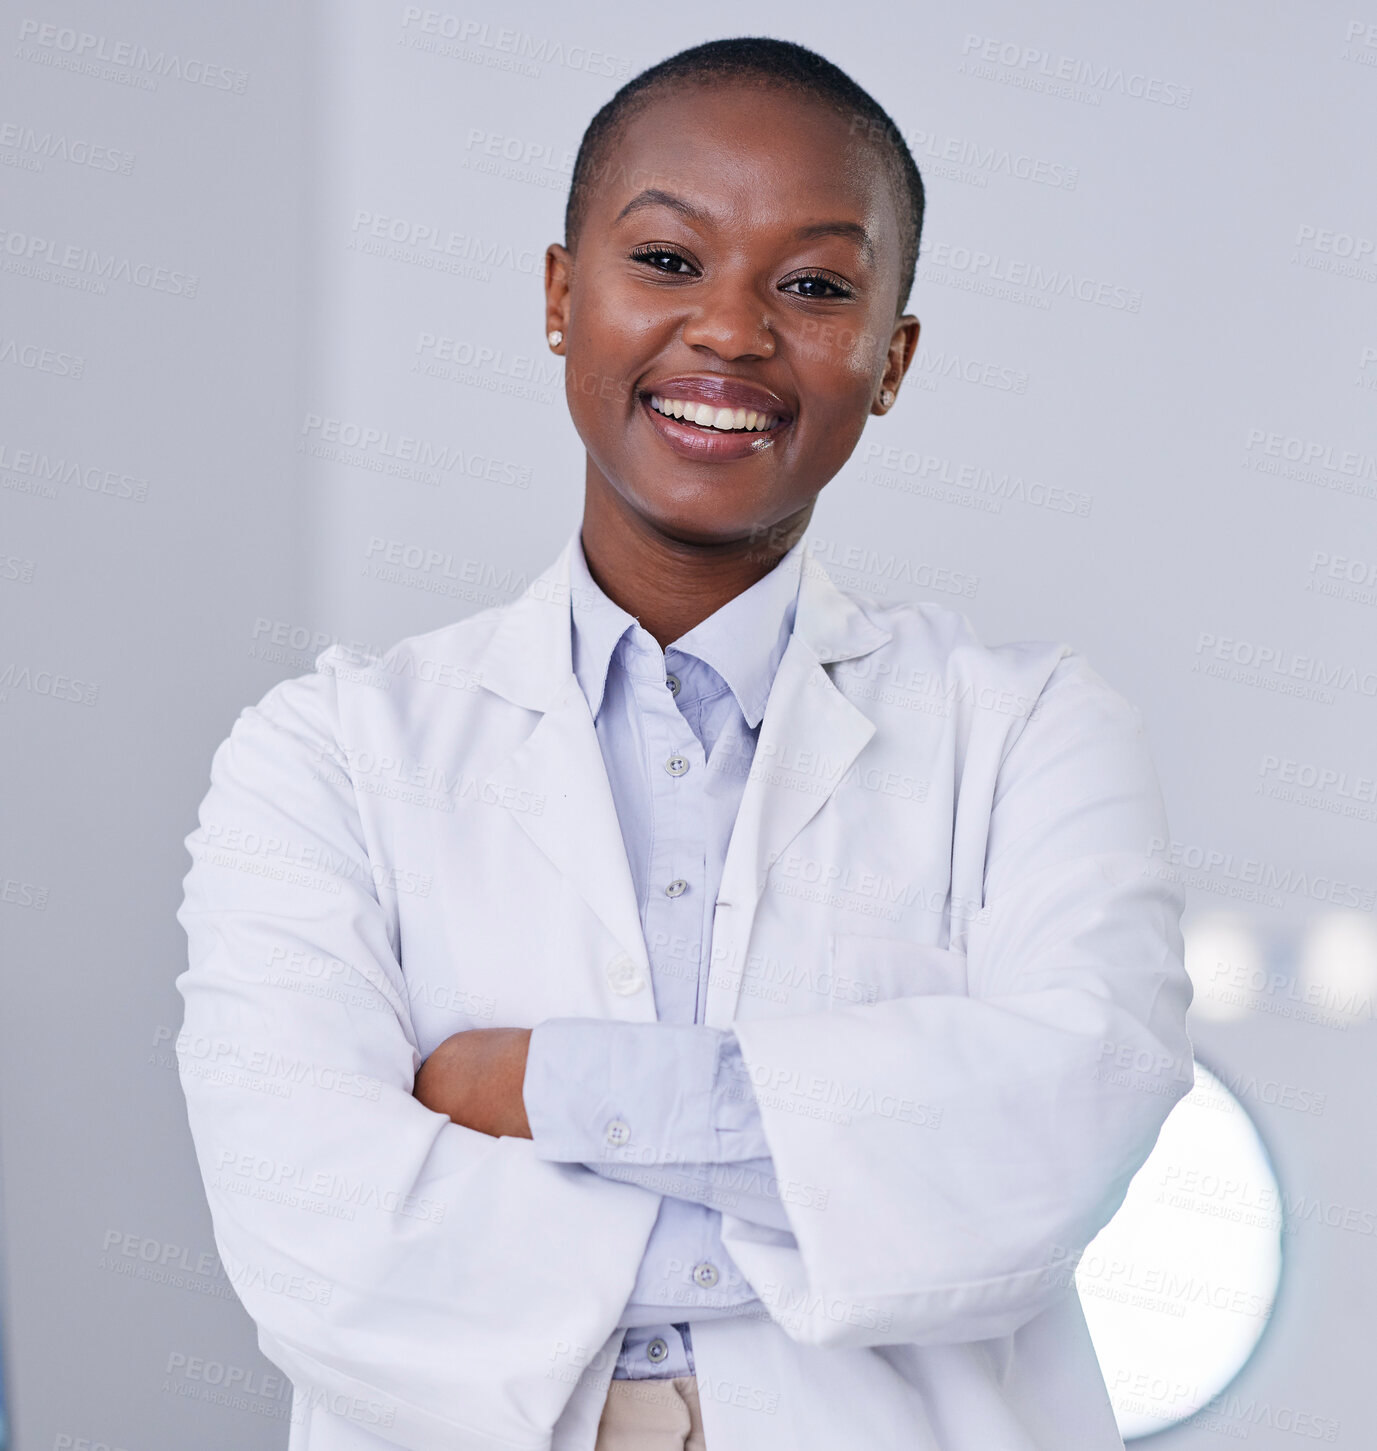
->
xmin=593 ymin=1375 xmax=707 ymax=1450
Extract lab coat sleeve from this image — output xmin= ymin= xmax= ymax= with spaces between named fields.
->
xmin=724 ymin=650 xmax=1195 ymax=1350
xmin=174 ymin=663 xmax=655 ymax=1451
xmin=525 ymin=1020 xmax=788 ymax=1228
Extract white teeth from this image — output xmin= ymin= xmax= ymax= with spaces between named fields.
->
xmin=648 ymin=395 xmax=778 ymax=432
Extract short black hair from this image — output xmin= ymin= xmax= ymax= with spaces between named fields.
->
xmin=564 ymin=38 xmax=925 ymax=314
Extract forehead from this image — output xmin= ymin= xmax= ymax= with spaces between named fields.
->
xmin=594 ymin=81 xmax=901 ymax=254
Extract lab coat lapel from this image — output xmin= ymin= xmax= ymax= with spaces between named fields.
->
xmin=475 ymin=534 xmax=653 ymax=1004
xmin=704 ymin=551 xmax=892 ymax=1028
xmin=484 ymin=676 xmax=653 ymax=996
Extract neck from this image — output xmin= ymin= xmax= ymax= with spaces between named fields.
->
xmin=579 ymin=475 xmax=813 ymax=652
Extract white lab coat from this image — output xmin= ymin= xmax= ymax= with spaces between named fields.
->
xmin=175 ymin=530 xmax=1193 ymax=1451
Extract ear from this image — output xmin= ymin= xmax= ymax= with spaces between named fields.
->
xmin=544 ymin=244 xmax=572 ymax=351
xmin=871 ymin=314 xmax=921 ymax=414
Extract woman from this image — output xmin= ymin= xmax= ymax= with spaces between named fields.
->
xmin=176 ymin=37 xmax=1193 ymax=1451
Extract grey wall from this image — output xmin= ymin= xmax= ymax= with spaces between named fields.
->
xmin=2 ymin=0 xmax=1374 ymax=1446
xmin=0 ymin=1 xmax=317 ymax=1444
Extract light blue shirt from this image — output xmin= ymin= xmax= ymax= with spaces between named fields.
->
xmin=523 ymin=527 xmax=808 ymax=1380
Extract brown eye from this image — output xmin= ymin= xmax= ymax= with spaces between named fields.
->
xmin=781 ymin=272 xmax=852 ymax=300
xmin=630 ymin=247 xmax=697 ymax=275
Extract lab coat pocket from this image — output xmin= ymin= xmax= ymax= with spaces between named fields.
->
xmin=826 ymin=933 xmax=969 ymax=1008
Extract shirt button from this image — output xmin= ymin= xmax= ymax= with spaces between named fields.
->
xmin=665 ymin=673 xmax=680 ymax=696
xmin=664 ymin=754 xmax=689 ymax=777
xmin=665 ymin=879 xmax=688 ymax=898
xmin=604 ymin=1118 xmax=631 ymax=1147
xmin=605 ymin=954 xmax=646 ymax=995
xmin=692 ymin=1261 xmax=719 ymax=1289
xmin=646 ymin=1337 xmax=669 ymax=1364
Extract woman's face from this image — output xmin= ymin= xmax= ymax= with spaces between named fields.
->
xmin=546 ymin=82 xmax=920 ymax=548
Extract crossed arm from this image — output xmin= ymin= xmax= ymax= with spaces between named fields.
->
xmin=415 ymin=1020 xmax=790 ymax=1230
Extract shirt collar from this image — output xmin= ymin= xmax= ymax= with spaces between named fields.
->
xmin=569 ymin=529 xmax=807 ymax=728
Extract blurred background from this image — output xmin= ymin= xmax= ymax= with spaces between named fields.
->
xmin=1 ymin=0 xmax=1374 ymax=1445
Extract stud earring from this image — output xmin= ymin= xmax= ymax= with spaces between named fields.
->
xmin=879 ymin=388 xmax=894 ymax=408
xmin=547 ymin=329 xmax=563 ymax=349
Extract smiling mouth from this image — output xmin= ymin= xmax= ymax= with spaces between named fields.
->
xmin=647 ymin=394 xmax=783 ymax=434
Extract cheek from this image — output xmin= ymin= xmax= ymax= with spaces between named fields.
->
xmin=791 ymin=316 xmax=889 ymax=390
xmin=564 ymin=296 xmax=664 ymax=416
xmin=569 ymin=269 xmax=663 ymax=351
xmin=564 ymin=365 xmax=635 ymax=421
xmin=564 ymin=312 xmax=633 ymax=408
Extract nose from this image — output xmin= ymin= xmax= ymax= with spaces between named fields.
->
xmin=679 ymin=276 xmax=776 ymax=361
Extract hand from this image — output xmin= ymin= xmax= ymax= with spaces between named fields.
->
xmin=413 ymin=1027 xmax=533 ymax=1139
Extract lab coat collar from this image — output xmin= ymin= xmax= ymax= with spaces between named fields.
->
xmin=472 ymin=525 xmax=895 ymax=1019
xmin=476 ymin=524 xmax=891 ymax=712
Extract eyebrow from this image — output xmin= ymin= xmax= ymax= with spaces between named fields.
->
xmin=614 ymin=189 xmax=875 ymax=265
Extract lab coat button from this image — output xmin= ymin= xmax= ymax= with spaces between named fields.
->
xmin=665 ymin=878 xmax=688 ymax=897
xmin=692 ymin=1261 xmax=719 ymax=1289
xmin=605 ymin=954 xmax=646 ymax=995
xmin=665 ymin=673 xmax=680 ymax=695
xmin=646 ymin=1337 xmax=669 ymax=1364
xmin=604 ymin=1118 xmax=631 ymax=1147
xmin=664 ymin=754 xmax=689 ymax=776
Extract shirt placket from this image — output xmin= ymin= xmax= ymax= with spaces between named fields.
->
xmin=632 ymin=653 xmax=706 ymax=1027
xmin=622 ymin=647 xmax=748 ymax=1349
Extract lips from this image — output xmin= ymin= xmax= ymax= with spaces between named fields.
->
xmin=640 ymin=374 xmax=793 ymax=422
xmin=636 ymin=374 xmax=793 ymax=462
xmin=638 ymin=398 xmax=781 ymax=461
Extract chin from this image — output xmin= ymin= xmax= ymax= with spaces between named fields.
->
xmin=631 ymin=495 xmax=761 ymax=547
